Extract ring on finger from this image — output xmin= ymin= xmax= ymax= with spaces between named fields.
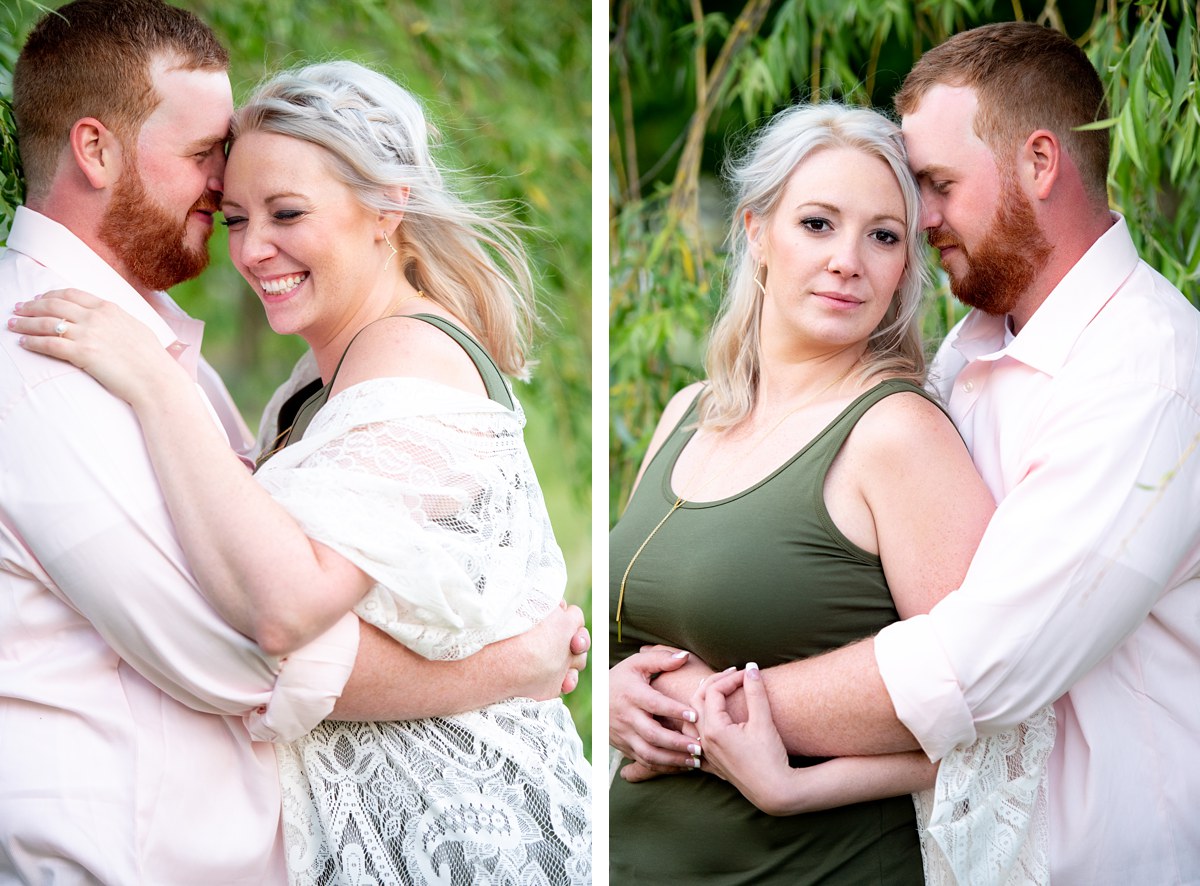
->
xmin=53 ymin=319 xmax=69 ymax=336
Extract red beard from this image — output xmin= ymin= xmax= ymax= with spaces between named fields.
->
xmin=929 ymin=173 xmax=1052 ymax=317
xmin=99 ymin=165 xmax=218 ymax=292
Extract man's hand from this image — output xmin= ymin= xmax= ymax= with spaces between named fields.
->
xmin=610 ymin=646 xmax=716 ymax=778
xmin=333 ymin=606 xmax=587 ymax=722
xmin=562 ymin=604 xmax=591 ymax=694
xmin=514 ymin=600 xmax=589 ymax=700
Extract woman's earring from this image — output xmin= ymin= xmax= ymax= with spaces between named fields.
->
xmin=383 ymin=234 xmax=399 ymax=271
xmin=753 ymin=263 xmax=768 ymax=298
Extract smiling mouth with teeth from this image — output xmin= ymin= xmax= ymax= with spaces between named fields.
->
xmin=261 ymin=273 xmax=309 ymax=295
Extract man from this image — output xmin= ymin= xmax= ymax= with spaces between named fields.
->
xmin=0 ymin=1 xmax=587 ymax=882
xmin=615 ymin=22 xmax=1199 ymax=883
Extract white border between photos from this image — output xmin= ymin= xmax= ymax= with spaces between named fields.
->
xmin=591 ymin=0 xmax=611 ymax=881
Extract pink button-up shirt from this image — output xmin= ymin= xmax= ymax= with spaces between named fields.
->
xmin=875 ymin=216 xmax=1200 ymax=883
xmin=0 ymin=207 xmax=360 ymax=884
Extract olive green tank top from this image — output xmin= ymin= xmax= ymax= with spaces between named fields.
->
xmin=609 ymin=378 xmax=940 ymax=885
xmin=258 ymin=313 xmax=510 ymax=469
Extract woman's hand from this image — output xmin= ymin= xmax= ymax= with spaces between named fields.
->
xmin=9 ymin=289 xmax=188 ymax=407
xmin=698 ymin=663 xmax=800 ymax=815
xmin=700 ymin=664 xmax=938 ymax=815
xmin=610 ymin=646 xmax=712 ymax=778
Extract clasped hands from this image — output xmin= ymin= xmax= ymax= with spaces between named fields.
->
xmin=610 ymin=645 xmax=791 ymax=798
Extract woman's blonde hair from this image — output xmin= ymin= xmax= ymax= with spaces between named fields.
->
xmin=231 ymin=60 xmax=537 ymax=377
xmin=700 ymin=102 xmax=930 ymax=430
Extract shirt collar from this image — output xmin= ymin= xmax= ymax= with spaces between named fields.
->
xmin=7 ymin=206 xmax=205 ymax=379
xmin=951 ymin=213 xmax=1140 ymax=376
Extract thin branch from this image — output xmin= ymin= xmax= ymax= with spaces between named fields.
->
xmin=667 ymin=0 xmax=772 ymax=241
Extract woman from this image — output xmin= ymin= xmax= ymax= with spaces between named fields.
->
xmin=608 ymin=103 xmax=1049 ymax=884
xmin=13 ymin=61 xmax=590 ymax=885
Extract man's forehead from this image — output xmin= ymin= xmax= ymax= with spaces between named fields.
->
xmin=900 ymin=84 xmax=985 ymax=171
xmin=141 ymin=64 xmax=233 ymax=138
xmin=901 ymin=82 xmax=981 ymax=122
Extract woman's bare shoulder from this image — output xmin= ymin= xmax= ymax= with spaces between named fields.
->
xmin=659 ymin=381 xmax=707 ymax=429
xmin=331 ymin=314 xmax=486 ymax=398
xmin=851 ymin=387 xmax=961 ymax=460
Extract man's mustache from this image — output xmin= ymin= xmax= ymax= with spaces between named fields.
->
xmin=191 ymin=190 xmax=222 ymax=215
xmin=927 ymin=230 xmax=961 ymax=252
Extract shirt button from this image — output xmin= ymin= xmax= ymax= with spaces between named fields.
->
xmin=962 ymin=380 xmax=974 ymax=393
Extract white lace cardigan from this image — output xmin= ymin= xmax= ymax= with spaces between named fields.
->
xmin=916 ymin=706 xmax=1055 ymax=885
xmin=250 ymin=356 xmax=591 ymax=885
xmin=254 ymin=366 xmax=564 ymax=660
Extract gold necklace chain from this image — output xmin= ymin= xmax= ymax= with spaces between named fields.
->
xmin=615 ymin=362 xmax=857 ymax=641
xmin=614 ymin=497 xmax=684 ymax=641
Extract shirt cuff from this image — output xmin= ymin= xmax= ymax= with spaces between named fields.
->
xmin=245 ymin=612 xmax=360 ymax=743
xmin=874 ymin=614 xmax=976 ymax=762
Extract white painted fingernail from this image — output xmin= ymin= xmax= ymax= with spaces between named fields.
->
xmin=745 ymin=661 xmax=759 ymax=671
xmin=682 ymin=710 xmax=697 ymax=723
xmin=672 ymin=650 xmax=689 ymax=659
xmin=688 ymin=743 xmax=702 ymax=756
xmin=686 ymin=757 xmax=700 ymax=769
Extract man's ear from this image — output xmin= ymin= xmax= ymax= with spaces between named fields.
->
xmin=1022 ymin=129 xmax=1061 ymax=200
xmin=69 ymin=117 xmax=124 ymax=190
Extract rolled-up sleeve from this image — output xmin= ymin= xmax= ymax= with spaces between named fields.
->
xmin=875 ymin=614 xmax=976 ymax=758
xmin=249 ymin=611 xmax=359 ymax=742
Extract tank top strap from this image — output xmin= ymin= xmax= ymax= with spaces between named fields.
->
xmin=807 ymin=378 xmax=946 ymax=478
xmin=628 ymin=379 xmax=946 ymax=510
xmin=256 ymin=312 xmax=512 ymax=471
xmin=634 ymin=386 xmax=706 ymax=499
xmin=406 ymin=313 xmax=513 ymax=409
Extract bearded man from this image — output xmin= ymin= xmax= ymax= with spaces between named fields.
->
xmin=0 ymin=2 xmax=587 ymax=882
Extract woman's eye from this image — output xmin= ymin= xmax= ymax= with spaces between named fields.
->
xmin=801 ymin=217 xmax=831 ymax=232
xmin=872 ymin=229 xmax=901 ymax=245
xmin=273 ymin=210 xmax=307 ymax=222
xmin=221 ymin=215 xmax=247 ymax=229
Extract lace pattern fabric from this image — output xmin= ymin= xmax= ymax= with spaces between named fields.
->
xmin=256 ymin=377 xmax=564 ymax=659
xmin=279 ymin=701 xmax=591 ymax=886
xmin=255 ymin=376 xmax=591 ymax=884
xmin=915 ymin=706 xmax=1055 ymax=885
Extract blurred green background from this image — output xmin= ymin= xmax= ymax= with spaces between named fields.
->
xmin=610 ymin=0 xmax=1200 ymax=519
xmin=1 ymin=0 xmax=592 ymax=754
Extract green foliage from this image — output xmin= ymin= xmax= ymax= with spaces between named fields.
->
xmin=1 ymin=0 xmax=591 ymax=751
xmin=1086 ymin=0 xmax=1200 ymax=286
xmin=0 ymin=95 xmax=21 ymax=229
xmin=0 ymin=0 xmax=51 ymax=235
xmin=610 ymin=0 xmax=1200 ymax=525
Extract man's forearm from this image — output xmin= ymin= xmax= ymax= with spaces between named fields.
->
xmin=655 ymin=640 xmax=920 ymax=757
xmin=333 ymin=603 xmax=587 ymax=721
xmin=333 ymin=623 xmax=531 ymax=720
xmin=762 ymin=639 xmax=918 ymax=756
